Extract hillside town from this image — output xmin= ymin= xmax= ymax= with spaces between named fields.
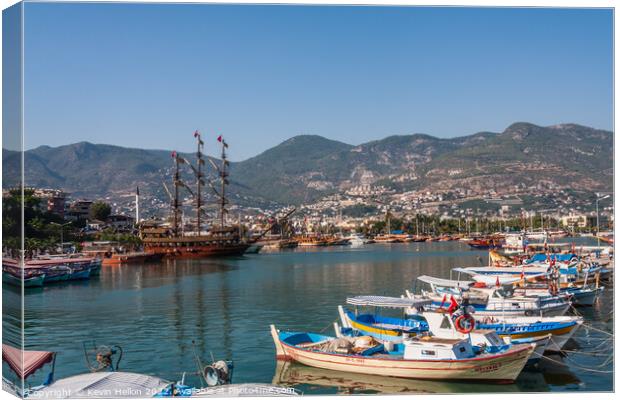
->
xmin=5 ymin=180 xmax=612 ymax=250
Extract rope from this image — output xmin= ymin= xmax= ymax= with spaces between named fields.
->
xmin=560 ymin=349 xmax=610 ymax=357
xmin=540 ymin=354 xmax=613 ymax=374
xmin=581 ymin=323 xmax=614 ymax=336
xmin=318 ymin=318 xmax=339 ymax=334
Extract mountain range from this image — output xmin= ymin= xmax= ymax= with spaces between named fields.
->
xmin=2 ymin=122 xmax=613 ymax=206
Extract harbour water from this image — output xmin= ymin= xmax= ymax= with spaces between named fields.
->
xmin=3 ymin=241 xmax=613 ymax=394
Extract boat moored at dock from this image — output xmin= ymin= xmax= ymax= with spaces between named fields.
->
xmin=270 ymin=325 xmax=535 ymax=383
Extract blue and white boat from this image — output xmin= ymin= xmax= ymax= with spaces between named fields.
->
xmin=410 ymin=276 xmax=571 ymax=317
xmin=337 ymin=297 xmax=551 ymax=365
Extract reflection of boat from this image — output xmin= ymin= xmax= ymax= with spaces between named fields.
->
xmin=272 ymin=361 xmax=547 ymax=394
xmin=103 ymin=252 xmax=163 ymax=266
xmin=270 ymin=325 xmax=534 ymax=382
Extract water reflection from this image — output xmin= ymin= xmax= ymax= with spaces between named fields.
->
xmin=272 ymin=361 xmax=553 ymax=394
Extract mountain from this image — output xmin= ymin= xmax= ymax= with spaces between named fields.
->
xmin=2 ymin=123 xmax=613 ymax=206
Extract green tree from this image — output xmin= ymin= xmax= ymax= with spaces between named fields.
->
xmin=90 ymin=201 xmax=111 ymax=221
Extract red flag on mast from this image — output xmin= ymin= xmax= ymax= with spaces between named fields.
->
xmin=217 ymin=135 xmax=223 ymax=143
xmin=447 ymin=296 xmax=459 ymax=314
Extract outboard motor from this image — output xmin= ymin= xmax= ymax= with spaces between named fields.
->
xmin=83 ymin=341 xmax=123 ymax=372
xmin=204 ymin=360 xmax=233 ymax=386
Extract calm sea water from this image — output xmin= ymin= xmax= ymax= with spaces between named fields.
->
xmin=3 ymin=240 xmax=614 ymax=394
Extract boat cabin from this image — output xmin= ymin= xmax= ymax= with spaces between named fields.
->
xmin=403 ymin=336 xmax=475 ymax=360
xmin=422 ymin=312 xmax=507 ymax=349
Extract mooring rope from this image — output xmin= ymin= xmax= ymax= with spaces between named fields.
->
xmin=560 ymin=348 xmax=610 ymax=357
xmin=581 ymin=323 xmax=614 ymax=336
xmin=318 ymin=318 xmax=340 ymax=333
xmin=540 ymin=354 xmax=613 ymax=374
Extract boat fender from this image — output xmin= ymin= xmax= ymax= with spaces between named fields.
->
xmin=454 ymin=315 xmax=475 ymax=334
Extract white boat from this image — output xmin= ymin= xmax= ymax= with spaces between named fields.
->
xmin=345 ymin=233 xmax=368 ymax=246
xmin=270 ymin=325 xmax=534 ymax=382
xmin=421 ymin=311 xmax=551 ymax=365
xmin=335 ymin=298 xmax=550 ymax=366
xmin=410 ymin=276 xmax=571 ymax=317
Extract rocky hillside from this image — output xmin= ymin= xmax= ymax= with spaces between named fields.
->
xmin=3 ymin=123 xmax=612 ymax=205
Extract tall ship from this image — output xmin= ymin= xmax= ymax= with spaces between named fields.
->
xmin=140 ymin=132 xmax=249 ymax=258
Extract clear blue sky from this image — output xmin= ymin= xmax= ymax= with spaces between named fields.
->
xmin=17 ymin=3 xmax=613 ymax=160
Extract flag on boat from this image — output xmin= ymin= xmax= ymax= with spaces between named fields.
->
xmin=438 ymin=294 xmax=447 ymax=309
xmin=171 ymin=150 xmax=177 ymax=158
xmin=447 ymin=296 xmax=459 ymax=314
xmin=218 ymin=135 xmax=229 ymax=148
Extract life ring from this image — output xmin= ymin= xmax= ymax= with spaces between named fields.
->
xmin=454 ymin=314 xmax=475 ymax=334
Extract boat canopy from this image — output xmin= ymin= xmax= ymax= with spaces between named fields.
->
xmin=467 ymin=272 xmax=549 ymax=286
xmin=346 ymin=296 xmax=432 ymax=308
xmin=416 ymin=275 xmax=474 ymax=289
xmin=527 ymin=253 xmax=577 ymax=263
xmin=2 ymin=344 xmax=55 ymax=379
xmin=33 ymin=372 xmax=171 ymax=398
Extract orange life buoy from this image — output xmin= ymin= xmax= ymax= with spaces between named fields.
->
xmin=454 ymin=314 xmax=475 ymax=334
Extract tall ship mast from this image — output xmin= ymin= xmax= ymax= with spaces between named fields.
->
xmin=140 ymin=131 xmax=249 ymax=258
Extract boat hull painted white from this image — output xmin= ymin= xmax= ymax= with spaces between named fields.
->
xmin=270 ymin=326 xmax=533 ymax=382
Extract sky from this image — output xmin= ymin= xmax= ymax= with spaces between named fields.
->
xmin=12 ymin=3 xmax=615 ymax=160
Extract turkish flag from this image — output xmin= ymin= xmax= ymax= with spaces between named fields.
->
xmin=447 ymin=296 xmax=459 ymax=314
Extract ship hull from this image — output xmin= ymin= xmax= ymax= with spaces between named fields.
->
xmin=144 ymin=243 xmax=250 ymax=259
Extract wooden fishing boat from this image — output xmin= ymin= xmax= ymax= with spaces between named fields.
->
xmin=373 ymin=235 xmax=401 ymax=244
xmin=338 ymin=298 xmax=550 ymax=365
xmin=297 ymin=236 xmax=329 ymax=247
xmin=2 ymin=271 xmax=46 ymax=288
xmin=336 ymin=296 xmax=431 ymax=342
xmin=411 ymin=276 xmax=571 ymax=317
xmin=270 ymin=325 xmax=534 ymax=383
xmin=467 ymin=238 xmax=503 ymax=250
xmin=325 ymin=236 xmax=351 ymax=246
xmin=102 ymin=252 xmax=163 ymax=266
xmin=472 ymin=315 xmax=583 ymax=352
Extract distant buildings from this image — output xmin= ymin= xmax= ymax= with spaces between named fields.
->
xmin=26 ymin=188 xmax=68 ymax=217
xmin=65 ymin=200 xmax=94 ymax=221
